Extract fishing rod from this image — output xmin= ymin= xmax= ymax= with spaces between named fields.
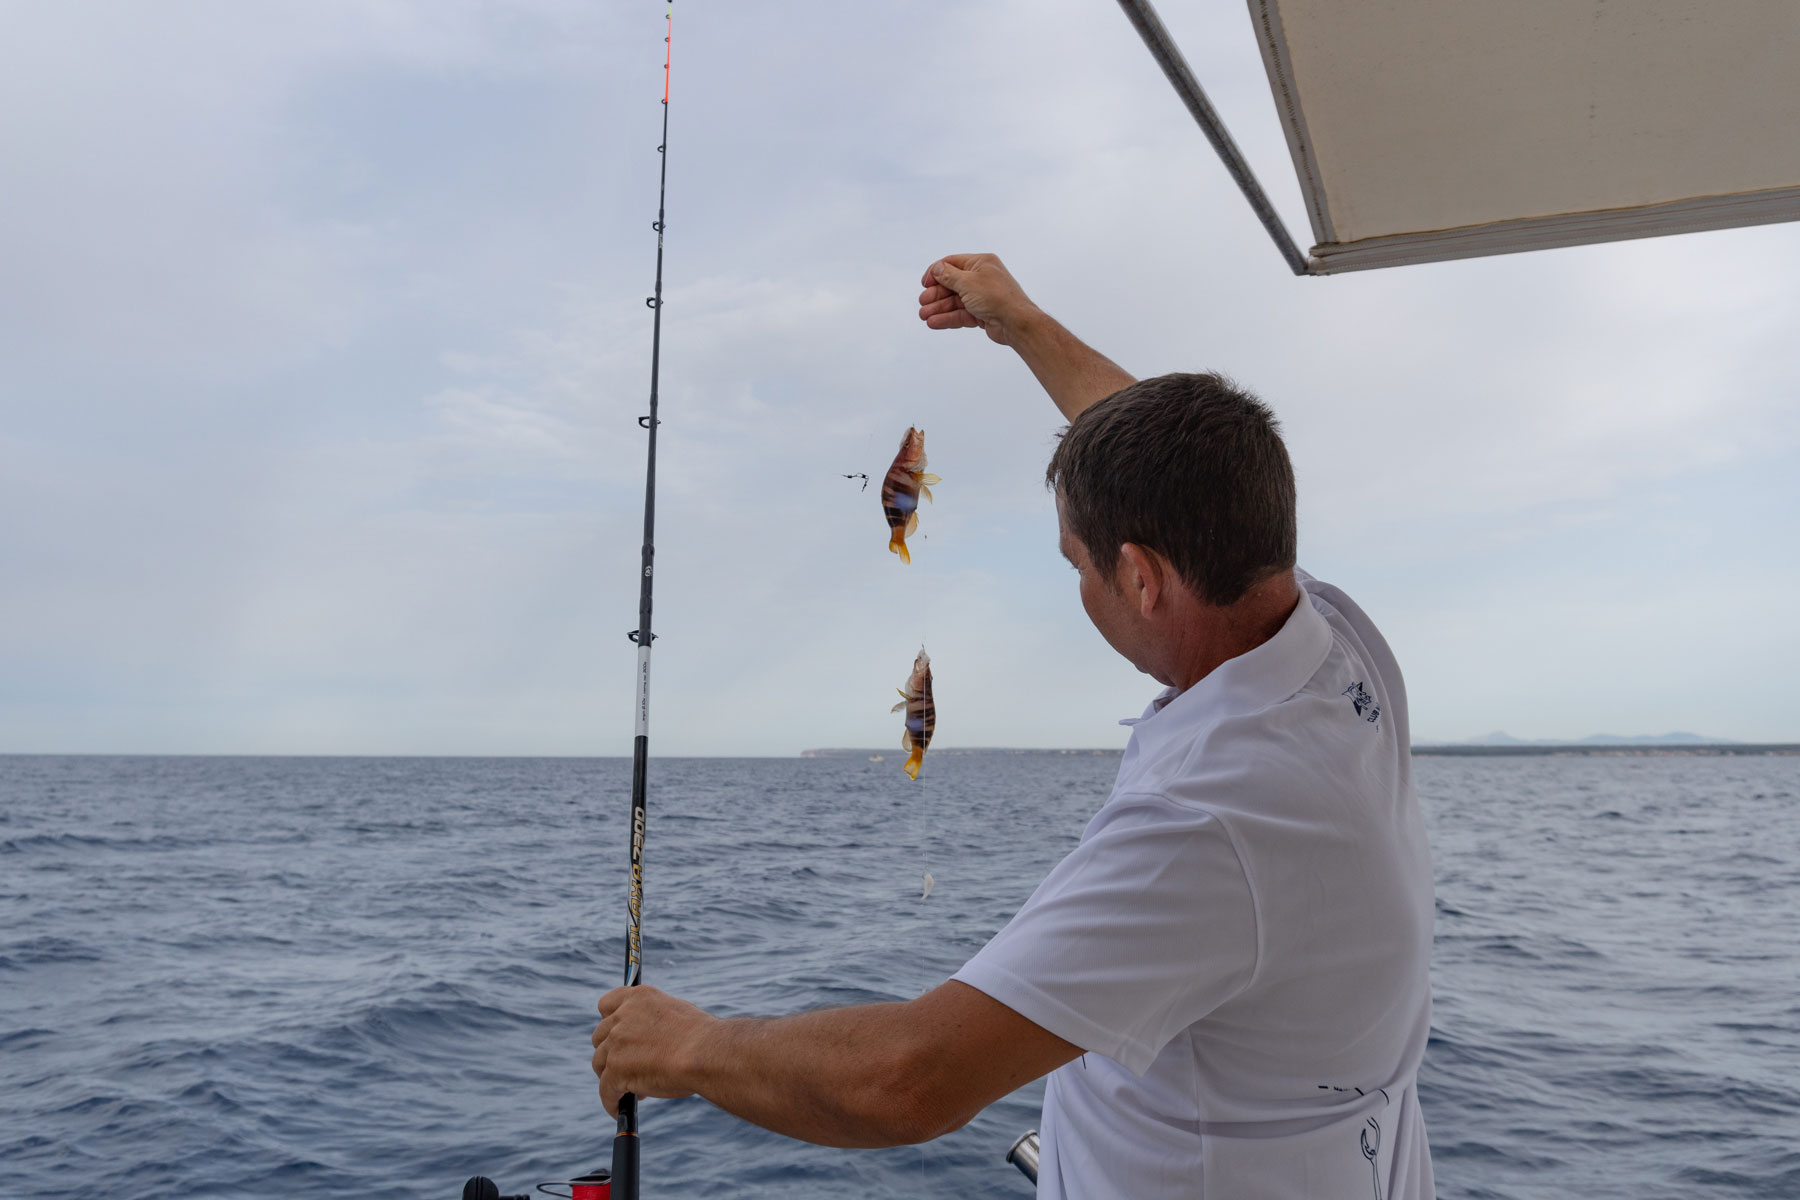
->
xmin=461 ymin=10 xmax=670 ymax=1200
xmin=613 ymin=2 xmax=674 ymax=1196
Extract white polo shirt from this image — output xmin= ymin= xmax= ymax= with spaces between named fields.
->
xmin=954 ymin=572 xmax=1435 ymax=1199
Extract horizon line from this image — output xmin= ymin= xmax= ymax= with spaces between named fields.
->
xmin=5 ymin=742 xmax=1800 ymax=760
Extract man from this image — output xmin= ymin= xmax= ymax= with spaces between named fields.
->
xmin=592 ymin=254 xmax=1436 ymax=1198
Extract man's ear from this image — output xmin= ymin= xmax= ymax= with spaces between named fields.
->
xmin=1117 ymin=543 xmax=1165 ymax=617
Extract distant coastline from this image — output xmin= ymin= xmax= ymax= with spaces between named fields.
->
xmin=801 ymin=744 xmax=1800 ymax=759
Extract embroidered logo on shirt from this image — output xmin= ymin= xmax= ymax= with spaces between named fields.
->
xmin=1342 ymin=681 xmax=1380 ymax=724
xmin=1319 ymin=1085 xmax=1390 ymax=1200
xmin=1361 ymin=1117 xmax=1384 ymax=1200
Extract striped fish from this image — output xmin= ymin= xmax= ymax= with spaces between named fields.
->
xmin=891 ymin=647 xmax=935 ymax=780
xmin=880 ymin=426 xmax=941 ymax=563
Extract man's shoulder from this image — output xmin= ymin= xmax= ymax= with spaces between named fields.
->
xmin=1295 ymin=569 xmax=1410 ymax=742
xmin=1120 ymin=680 xmax=1386 ymax=794
xmin=1113 ymin=669 xmax=1406 ymax=830
xmin=1103 ymin=570 xmax=1408 ymax=824
xmin=1296 ymin=572 xmax=1399 ymax=673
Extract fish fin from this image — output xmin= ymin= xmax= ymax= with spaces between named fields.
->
xmin=891 ymin=699 xmax=906 ymax=713
xmin=920 ymin=474 xmax=941 ymax=486
xmin=901 ymin=728 xmax=913 ymax=751
xmin=905 ymin=511 xmax=918 ymax=536
xmin=903 ymin=747 xmax=924 ymax=780
xmin=889 ymin=531 xmax=911 ymax=564
xmin=920 ymin=486 xmax=933 ymax=503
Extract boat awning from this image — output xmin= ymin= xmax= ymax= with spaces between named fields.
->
xmin=1119 ymin=0 xmax=1800 ymax=274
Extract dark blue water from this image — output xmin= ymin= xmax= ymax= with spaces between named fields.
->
xmin=3 ymin=754 xmax=1797 ymax=1199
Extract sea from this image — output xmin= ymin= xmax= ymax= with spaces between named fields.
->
xmin=3 ymin=752 xmax=1797 ymax=1199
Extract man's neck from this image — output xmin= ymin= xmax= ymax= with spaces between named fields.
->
xmin=1164 ymin=572 xmax=1302 ymax=693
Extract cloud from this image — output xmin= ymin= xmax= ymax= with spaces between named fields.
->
xmin=2 ymin=0 xmax=1795 ymax=753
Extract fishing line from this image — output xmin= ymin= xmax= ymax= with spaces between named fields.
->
xmin=919 ymin=435 xmax=934 ymax=674
xmin=612 ymin=6 xmax=673 ymax=1199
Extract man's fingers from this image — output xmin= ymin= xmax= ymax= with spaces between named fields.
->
xmin=593 ymin=1040 xmax=618 ymax=1117
xmin=929 ymin=259 xmax=969 ymax=291
xmin=919 ymin=257 xmax=976 ymax=288
xmin=593 ymin=1029 xmax=622 ymax=1115
xmin=597 ymin=986 xmax=633 ymax=1017
xmin=920 ymin=283 xmax=983 ymax=329
xmin=921 ymin=255 xmax=984 ymax=293
xmin=595 ymin=1030 xmax=626 ymax=1116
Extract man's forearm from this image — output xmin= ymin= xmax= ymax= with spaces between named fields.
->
xmin=682 ymin=1002 xmax=957 ymax=1149
xmin=594 ymin=981 xmax=1079 ymax=1149
xmin=1008 ymin=306 xmax=1136 ymax=423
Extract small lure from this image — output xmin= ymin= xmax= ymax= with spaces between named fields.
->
xmin=921 ymin=873 xmax=934 ymax=899
xmin=880 ymin=427 xmax=941 ymax=563
xmin=891 ymin=646 xmax=935 ymax=780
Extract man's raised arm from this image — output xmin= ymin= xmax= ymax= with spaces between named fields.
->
xmin=917 ymin=253 xmax=1135 ymax=422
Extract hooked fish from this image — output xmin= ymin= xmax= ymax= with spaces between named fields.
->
xmin=880 ymin=427 xmax=941 ymax=563
xmin=891 ymin=646 xmax=935 ymax=780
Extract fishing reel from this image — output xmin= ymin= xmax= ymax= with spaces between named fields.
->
xmin=461 ymin=1180 xmax=526 ymax=1200
xmin=460 ymin=1170 xmax=611 ymax=1200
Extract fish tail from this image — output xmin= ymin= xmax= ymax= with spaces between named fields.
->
xmin=903 ymin=746 xmax=924 ymax=780
xmin=889 ymin=531 xmax=911 ymax=563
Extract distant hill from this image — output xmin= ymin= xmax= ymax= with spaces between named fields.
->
xmin=1449 ymin=731 xmax=1737 ymax=747
xmin=1413 ymin=733 xmax=1799 ymax=758
xmin=1573 ymin=732 xmax=1734 ymax=746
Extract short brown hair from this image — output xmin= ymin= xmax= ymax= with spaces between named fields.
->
xmin=1046 ymin=373 xmax=1296 ymax=606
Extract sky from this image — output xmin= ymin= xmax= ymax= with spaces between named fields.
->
xmin=2 ymin=0 xmax=1796 ymax=756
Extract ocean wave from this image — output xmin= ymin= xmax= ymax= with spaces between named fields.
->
xmin=0 ymin=935 xmax=105 ymax=967
xmin=4 ymin=753 xmax=1798 ymax=1198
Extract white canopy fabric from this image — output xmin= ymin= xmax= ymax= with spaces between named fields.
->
xmin=1124 ymin=1 xmax=1800 ymax=274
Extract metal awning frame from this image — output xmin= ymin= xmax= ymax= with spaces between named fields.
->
xmin=1116 ymin=0 xmax=1314 ymax=275
xmin=1117 ymin=0 xmax=1800 ymax=276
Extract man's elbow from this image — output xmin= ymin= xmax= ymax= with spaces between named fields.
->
xmin=848 ymin=1091 xmax=973 ymax=1147
xmin=844 ymin=1042 xmax=977 ymax=1146
xmin=882 ymin=1088 xmax=977 ymax=1146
